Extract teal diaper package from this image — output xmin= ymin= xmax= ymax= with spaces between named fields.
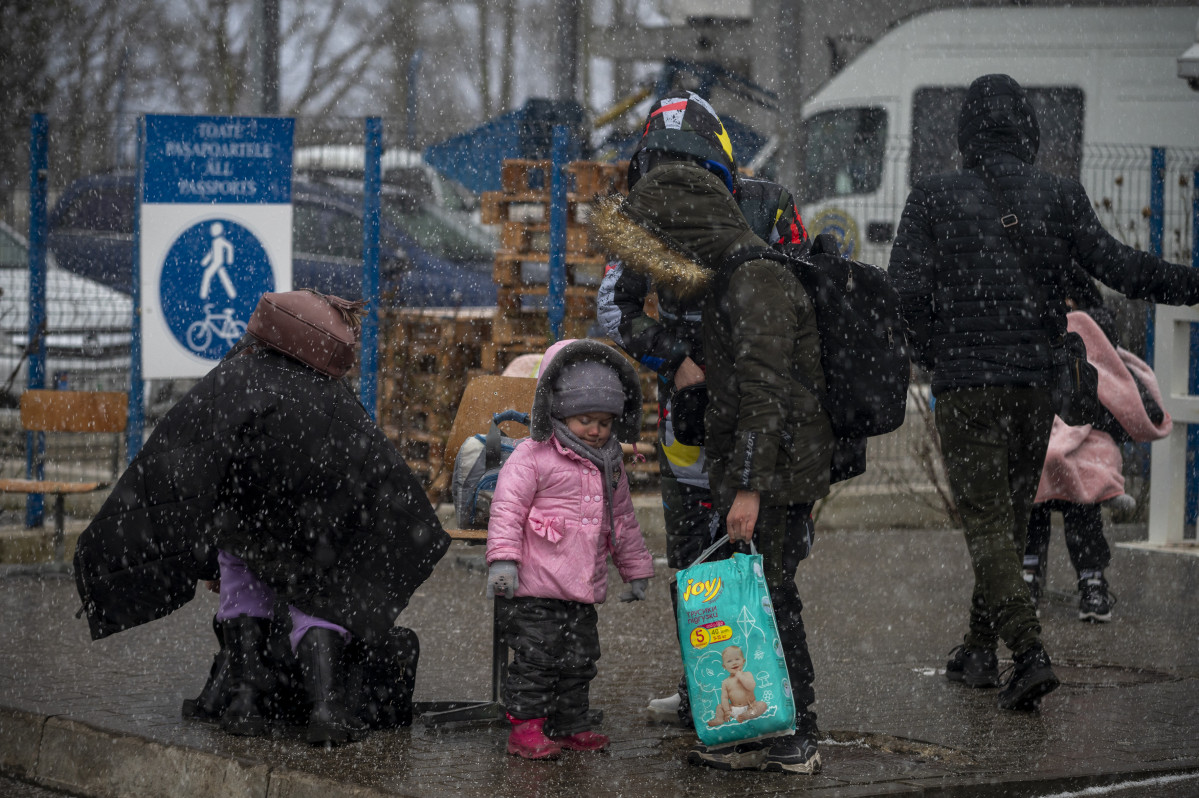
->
xmin=675 ymin=539 xmax=796 ymax=746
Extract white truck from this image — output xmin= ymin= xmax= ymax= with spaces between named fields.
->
xmin=778 ymin=6 xmax=1199 ymax=267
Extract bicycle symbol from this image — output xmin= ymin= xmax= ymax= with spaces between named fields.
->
xmin=186 ymin=304 xmax=247 ymax=352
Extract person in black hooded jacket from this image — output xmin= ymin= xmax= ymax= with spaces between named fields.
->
xmin=888 ymin=74 xmax=1199 ymax=712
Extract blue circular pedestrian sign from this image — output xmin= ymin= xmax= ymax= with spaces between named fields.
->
xmin=159 ymin=218 xmax=276 ymax=360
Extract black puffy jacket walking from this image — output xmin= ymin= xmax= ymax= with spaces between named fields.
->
xmin=889 ymin=73 xmax=1199 ymax=395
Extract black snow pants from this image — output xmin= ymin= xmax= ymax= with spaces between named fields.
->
xmin=497 ymin=597 xmax=600 ymax=736
xmin=1025 ymin=500 xmax=1111 ymax=579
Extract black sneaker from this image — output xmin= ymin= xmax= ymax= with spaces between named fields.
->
xmin=687 ymin=739 xmax=769 ymax=770
xmin=945 ymin=644 xmax=999 ymax=688
xmin=760 ymin=731 xmax=822 ymax=774
xmin=997 ymin=644 xmax=1060 ymax=711
xmin=1078 ymin=576 xmax=1115 ymax=622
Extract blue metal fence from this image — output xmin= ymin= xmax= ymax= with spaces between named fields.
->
xmin=3 ymin=116 xmax=1197 ymax=523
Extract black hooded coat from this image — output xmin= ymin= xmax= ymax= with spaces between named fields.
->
xmin=889 ymin=73 xmax=1199 ymax=394
xmin=74 ymin=346 xmax=450 ymax=644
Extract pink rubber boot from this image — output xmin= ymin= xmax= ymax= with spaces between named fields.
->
xmin=551 ymin=730 xmax=610 ymax=752
xmin=506 ymin=715 xmax=562 ymax=760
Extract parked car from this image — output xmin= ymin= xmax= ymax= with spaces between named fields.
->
xmin=47 ymin=171 xmax=498 ymax=307
xmin=0 ymin=220 xmax=132 ymax=404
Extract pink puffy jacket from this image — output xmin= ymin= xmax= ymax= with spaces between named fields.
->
xmin=485 ymin=338 xmax=654 ymax=604
xmin=486 ymin=436 xmax=654 ymax=603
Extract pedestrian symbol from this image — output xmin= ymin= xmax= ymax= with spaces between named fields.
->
xmin=200 ymin=221 xmax=237 ymax=300
xmin=159 ymin=218 xmax=275 ymax=360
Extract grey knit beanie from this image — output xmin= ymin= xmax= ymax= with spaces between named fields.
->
xmin=551 ymin=360 xmax=626 ymax=419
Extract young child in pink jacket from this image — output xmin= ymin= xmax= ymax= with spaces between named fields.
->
xmin=486 ymin=338 xmax=655 ymax=760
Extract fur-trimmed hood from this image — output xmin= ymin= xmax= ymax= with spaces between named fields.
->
xmin=531 ymin=338 xmax=642 ymax=443
xmin=589 ymin=162 xmax=767 ymax=300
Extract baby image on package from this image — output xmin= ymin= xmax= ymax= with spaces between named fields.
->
xmin=676 ymin=548 xmax=796 ymax=746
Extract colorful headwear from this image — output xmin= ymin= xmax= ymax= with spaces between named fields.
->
xmin=628 ymin=92 xmax=737 ymax=194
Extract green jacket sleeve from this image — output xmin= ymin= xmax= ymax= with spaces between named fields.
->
xmin=723 ymin=260 xmax=801 ymax=491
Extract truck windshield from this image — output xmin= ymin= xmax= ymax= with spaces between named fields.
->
xmin=800 ymin=107 xmax=887 ymax=204
xmin=910 ymin=86 xmax=1084 ymax=184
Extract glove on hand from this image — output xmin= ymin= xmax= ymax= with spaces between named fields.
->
xmin=486 ymin=560 xmax=518 ymax=599
xmin=619 ymin=578 xmax=649 ymax=602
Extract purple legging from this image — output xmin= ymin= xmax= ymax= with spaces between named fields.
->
xmin=216 ymin=550 xmax=350 ymax=652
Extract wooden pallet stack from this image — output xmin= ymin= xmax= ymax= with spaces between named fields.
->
xmin=480 ymin=159 xmax=626 ymax=373
xmin=376 ymin=157 xmax=662 ymax=495
xmin=479 ymin=158 xmax=662 ymax=486
xmin=377 ymin=307 xmax=493 ymax=487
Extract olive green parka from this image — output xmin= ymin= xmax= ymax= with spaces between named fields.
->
xmin=591 ymin=162 xmax=833 ymax=506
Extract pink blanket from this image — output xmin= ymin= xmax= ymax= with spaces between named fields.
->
xmin=1035 ymin=311 xmax=1172 ymax=505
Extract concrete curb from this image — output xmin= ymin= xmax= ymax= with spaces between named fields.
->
xmin=0 ymin=706 xmax=406 ymax=798
xmin=5 ymin=704 xmax=1199 ymax=798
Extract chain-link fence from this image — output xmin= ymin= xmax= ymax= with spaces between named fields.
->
xmin=1 ymin=112 xmax=1196 ymax=519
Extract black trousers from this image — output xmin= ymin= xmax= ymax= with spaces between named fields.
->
xmin=1025 ymin=500 xmax=1111 ymax=579
xmin=663 ymin=475 xmax=722 ymax=707
xmin=751 ymin=502 xmax=818 ymax=717
xmin=659 ymin=446 xmax=721 ymax=570
xmin=935 ymin=387 xmax=1053 ymax=655
xmin=704 ymin=492 xmax=818 ymax=724
xmin=498 ymin=597 xmax=600 ymax=736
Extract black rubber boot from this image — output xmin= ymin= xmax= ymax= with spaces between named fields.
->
xmin=220 ymin=616 xmax=275 ymax=737
xmin=298 ymin=627 xmax=368 ymax=745
xmin=182 ymin=616 xmax=230 ymax=722
xmin=346 ymin=626 xmax=420 ymax=730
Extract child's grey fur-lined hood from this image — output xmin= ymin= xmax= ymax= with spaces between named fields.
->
xmin=589 ymin=161 xmax=767 ymax=300
xmin=531 ymin=338 xmax=642 ymax=444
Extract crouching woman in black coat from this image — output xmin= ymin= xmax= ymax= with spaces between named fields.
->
xmin=73 ymin=291 xmax=451 ymax=745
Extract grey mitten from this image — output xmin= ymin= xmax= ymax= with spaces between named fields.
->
xmin=619 ymin=578 xmax=649 ymax=602
xmin=486 ymin=560 xmax=519 ymax=599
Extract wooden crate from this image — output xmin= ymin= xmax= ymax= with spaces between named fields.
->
xmin=500 ymin=159 xmax=627 ymax=198
xmin=483 ymin=192 xmax=596 ymax=225
xmin=490 ymin=312 xmax=595 ymax=346
xmin=479 ymin=341 xmax=551 ymax=374
xmin=567 ymin=160 xmax=628 ymax=198
xmin=495 ymin=284 xmax=596 ymax=316
xmin=501 ymin=159 xmax=553 ymax=194
xmin=378 ymin=310 xmax=497 ymax=488
xmin=498 ymin=222 xmax=592 ymax=256
xmin=492 ymin=254 xmax=606 ymax=290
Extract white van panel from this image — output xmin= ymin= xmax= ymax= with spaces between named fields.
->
xmin=798 ymin=6 xmax=1199 ymax=266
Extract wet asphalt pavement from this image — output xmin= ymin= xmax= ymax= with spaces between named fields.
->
xmin=1 ymin=517 xmax=1197 ymax=797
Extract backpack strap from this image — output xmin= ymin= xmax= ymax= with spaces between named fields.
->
xmin=484 ymin=410 xmax=530 ymax=471
xmin=719 ymin=246 xmax=832 ymax=419
xmin=976 ymin=166 xmax=1067 ymax=341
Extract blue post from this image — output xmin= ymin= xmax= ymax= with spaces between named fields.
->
xmin=406 ymin=50 xmax=423 ymax=149
xmin=1188 ymin=167 xmax=1199 ymax=529
xmin=127 ymin=117 xmax=146 ymax=463
xmin=24 ymin=114 xmax=48 ymax=528
xmin=1146 ymin=147 xmax=1166 ymax=367
xmin=360 ymin=117 xmax=382 ymax=420
xmin=547 ymin=125 xmax=570 ymax=342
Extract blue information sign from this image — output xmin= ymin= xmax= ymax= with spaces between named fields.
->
xmin=140 ymin=114 xmax=293 ymax=378
xmin=143 ymin=115 xmax=294 ymax=204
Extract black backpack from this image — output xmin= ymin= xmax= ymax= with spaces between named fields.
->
xmin=724 ymin=236 xmax=911 ymax=481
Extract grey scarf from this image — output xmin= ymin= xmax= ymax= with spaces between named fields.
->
xmin=551 ymin=418 xmax=625 ymax=542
